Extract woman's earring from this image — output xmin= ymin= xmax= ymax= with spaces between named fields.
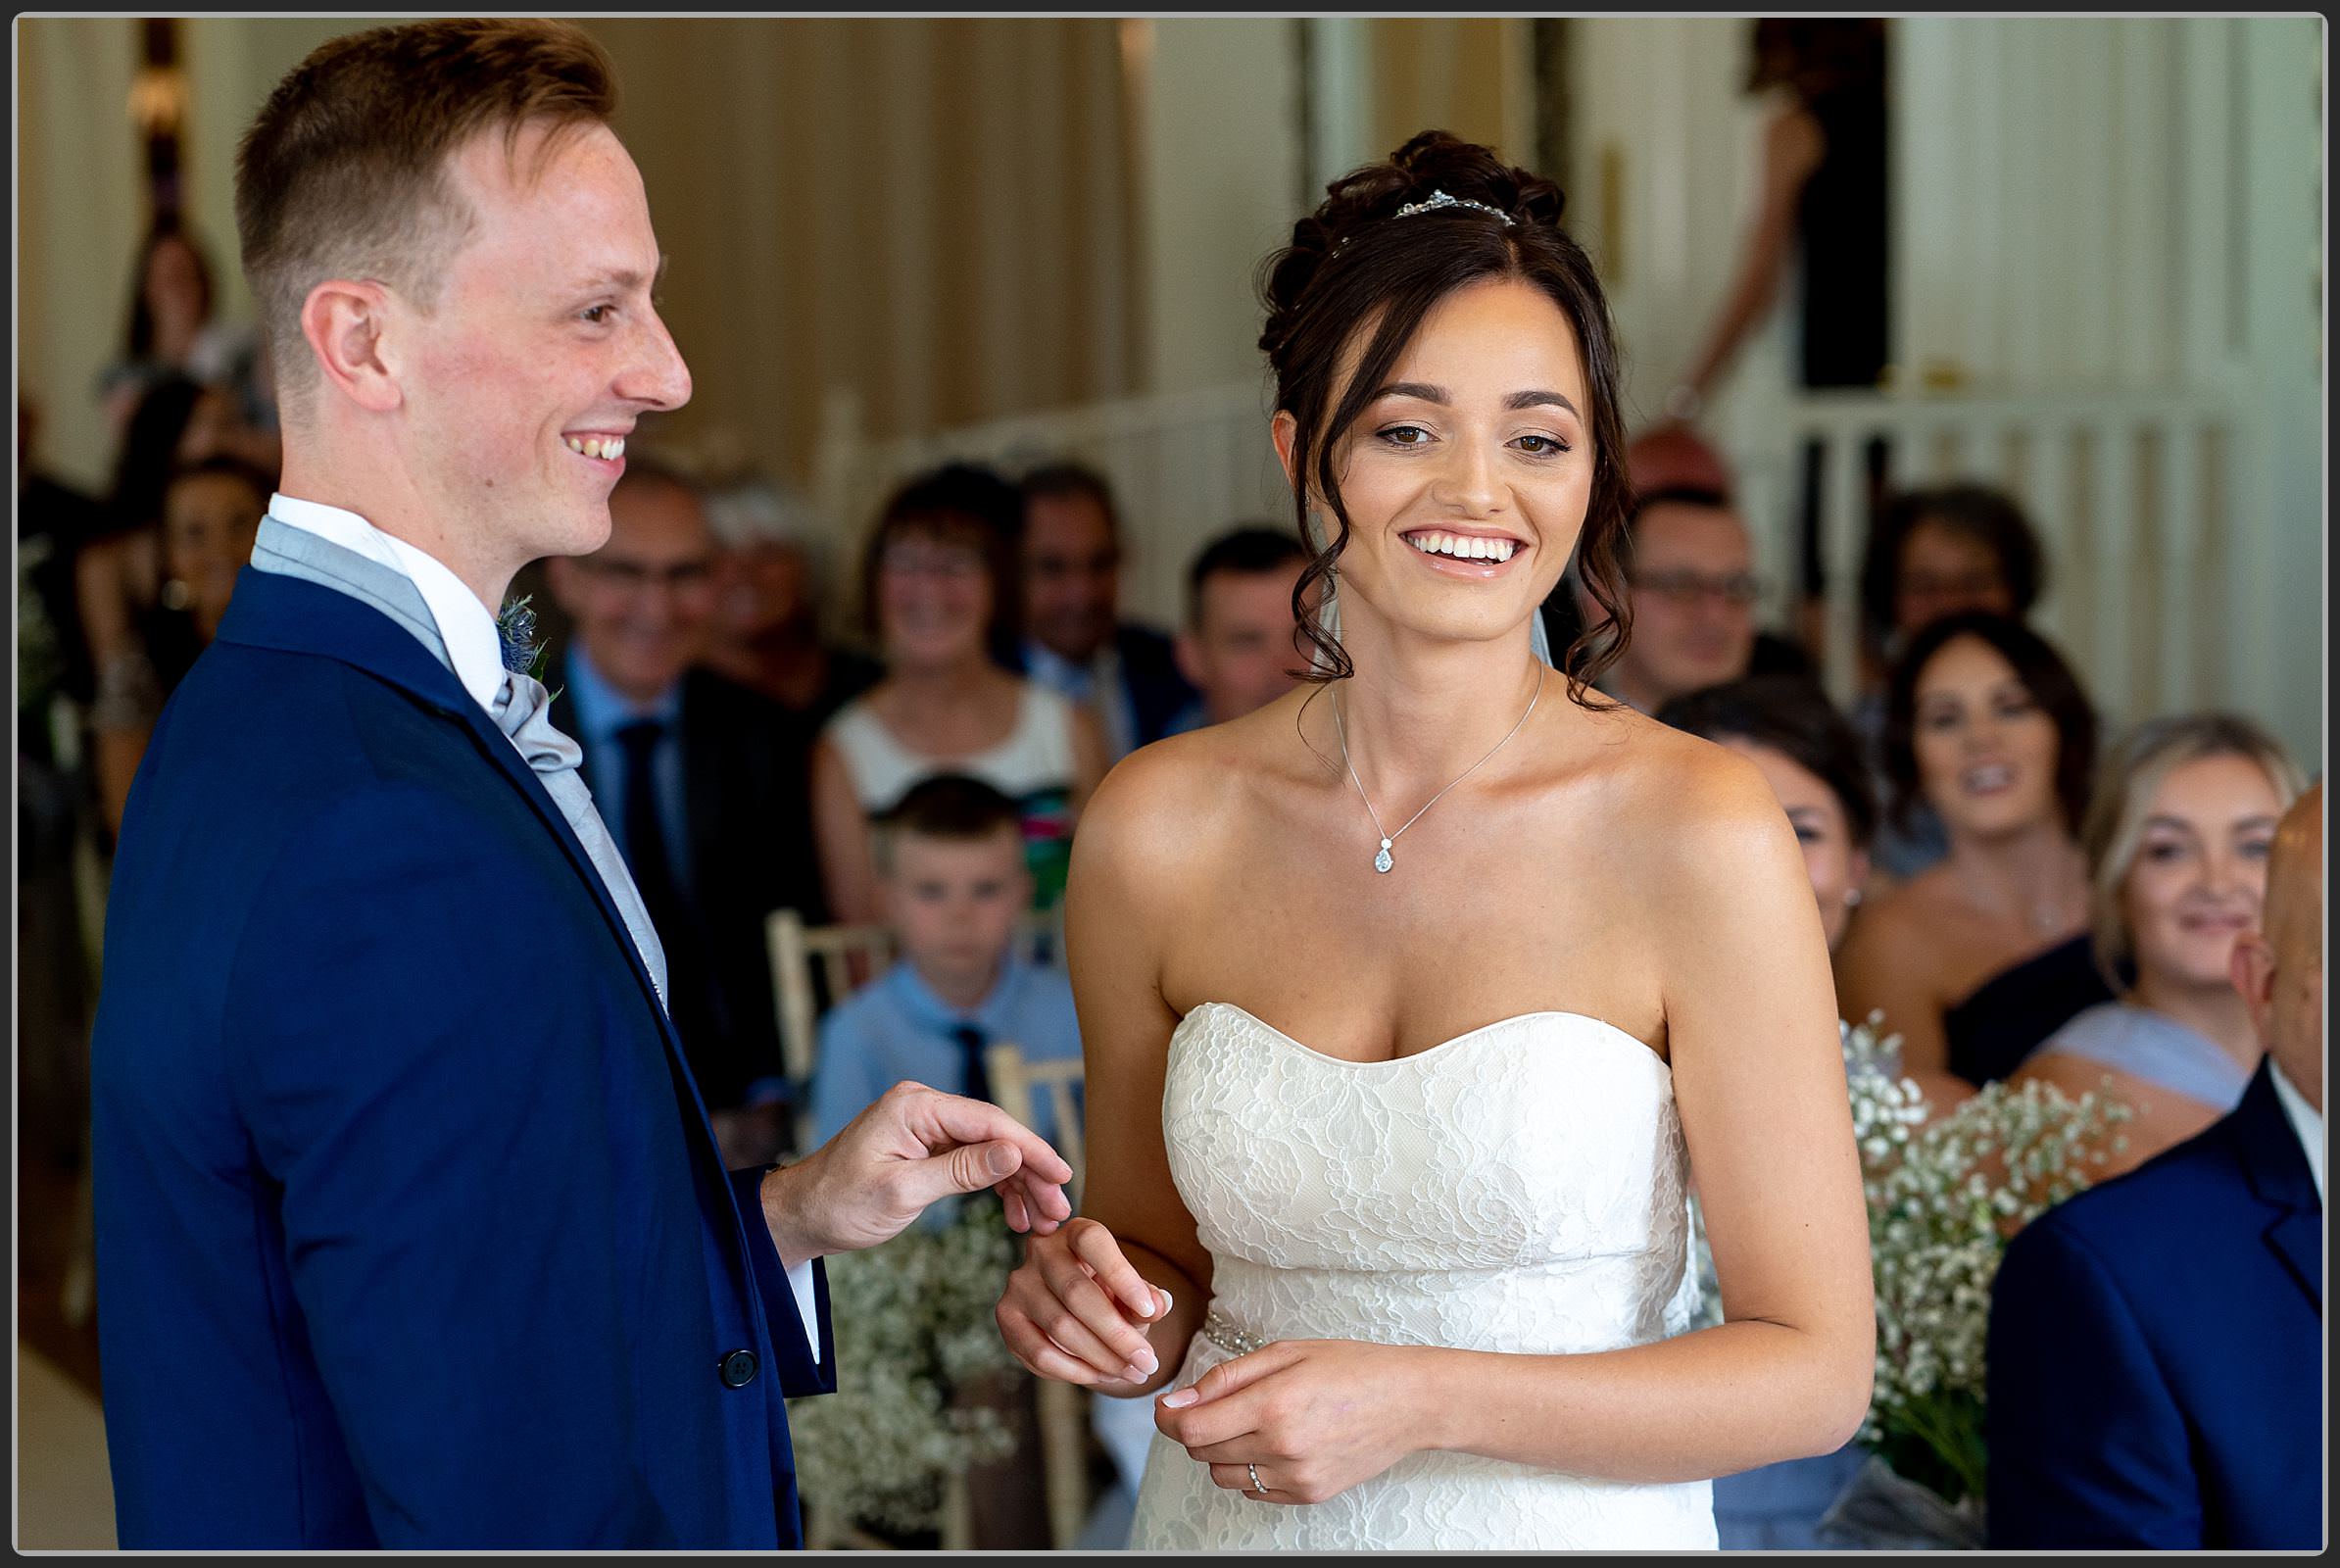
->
xmin=1844 ymin=887 xmax=1864 ymax=907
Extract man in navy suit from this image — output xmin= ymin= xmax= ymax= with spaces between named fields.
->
xmin=89 ymin=20 xmax=1074 ymax=1549
xmin=1014 ymin=462 xmax=1196 ymax=760
xmin=1986 ymin=780 xmax=2322 ymax=1548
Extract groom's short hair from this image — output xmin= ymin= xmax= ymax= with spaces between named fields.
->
xmin=234 ymin=19 xmax=618 ymax=412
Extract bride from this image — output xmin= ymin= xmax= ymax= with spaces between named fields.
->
xmin=995 ymin=131 xmax=1874 ymax=1550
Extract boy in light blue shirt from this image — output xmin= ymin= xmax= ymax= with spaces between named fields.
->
xmin=809 ymin=774 xmax=1083 ymax=1165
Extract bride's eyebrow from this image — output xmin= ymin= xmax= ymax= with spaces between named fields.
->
xmin=1370 ymin=381 xmax=1581 ymax=418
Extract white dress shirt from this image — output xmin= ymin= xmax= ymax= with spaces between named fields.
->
xmin=264 ymin=493 xmax=821 ymax=1361
xmin=2268 ymin=1057 xmax=2324 ymax=1203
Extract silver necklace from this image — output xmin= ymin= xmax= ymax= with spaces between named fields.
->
xmin=1333 ymin=662 xmax=1544 ymax=873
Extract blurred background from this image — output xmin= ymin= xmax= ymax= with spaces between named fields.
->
xmin=14 ymin=14 xmax=2324 ymax=1551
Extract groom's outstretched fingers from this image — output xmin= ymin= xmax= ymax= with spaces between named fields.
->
xmin=761 ymin=1082 xmax=1076 ymax=1264
xmin=905 ymin=1086 xmax=1075 ymax=1232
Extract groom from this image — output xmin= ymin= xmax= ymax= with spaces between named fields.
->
xmin=89 ymin=19 xmax=1071 ymax=1549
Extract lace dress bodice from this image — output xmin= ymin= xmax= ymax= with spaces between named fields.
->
xmin=1127 ymin=1001 xmax=1716 ymax=1550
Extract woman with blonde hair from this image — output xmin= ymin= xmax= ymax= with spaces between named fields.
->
xmin=2008 ymin=712 xmax=2306 ymax=1178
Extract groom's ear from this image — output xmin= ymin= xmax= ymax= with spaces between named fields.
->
xmin=300 ymin=278 xmax=404 ymax=416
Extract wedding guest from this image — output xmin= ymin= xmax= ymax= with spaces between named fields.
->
xmin=97 ymin=220 xmax=272 ymax=442
xmin=1592 ymin=486 xmax=1755 ymax=712
xmin=1659 ymin=677 xmax=1876 ymax=955
xmin=86 ymin=450 xmax=276 ymax=835
xmin=1166 ymin=524 xmax=1312 ymax=733
xmin=1652 ymin=19 xmax=1891 ymax=653
xmin=18 ymin=395 xmax=108 ymax=722
xmin=808 ymin=770 xmax=1077 ymax=1548
xmin=814 ymin=464 xmax=1107 ymax=923
xmin=1857 ymin=483 xmax=2049 ymax=877
xmin=1584 ymin=485 xmax=1807 ymax=713
xmin=18 ymin=395 xmax=107 ymax=1167
xmin=545 ymin=460 xmax=825 ymax=1161
xmin=1986 ymin=781 xmax=2322 ymax=1548
xmin=77 ymin=374 xmax=269 ymax=802
xmin=700 ymin=472 xmax=881 ymax=726
xmin=2008 ymin=713 xmax=2304 ymax=1178
xmin=1835 ymin=612 xmax=2104 ymax=1110
xmin=1014 ymin=461 xmax=1196 ymax=760
xmin=1860 ymin=484 xmax=2044 ymax=675
xmin=808 ymin=773 xmax=1081 ymax=1157
xmin=1660 ymin=675 xmax=1875 ymax=1548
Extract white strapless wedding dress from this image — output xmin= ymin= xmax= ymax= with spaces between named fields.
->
xmin=1128 ymin=1001 xmax=1716 ymax=1550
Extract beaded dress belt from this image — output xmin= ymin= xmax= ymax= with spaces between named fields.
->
xmin=1200 ymin=1306 xmax=1268 ymax=1357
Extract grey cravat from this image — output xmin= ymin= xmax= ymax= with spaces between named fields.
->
xmin=249 ymin=516 xmax=670 ymax=1006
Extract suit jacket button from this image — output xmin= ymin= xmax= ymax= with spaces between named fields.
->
xmin=719 ymin=1349 xmax=758 ymax=1388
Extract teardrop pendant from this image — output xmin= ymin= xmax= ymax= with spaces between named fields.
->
xmin=1374 ymin=839 xmax=1394 ymax=874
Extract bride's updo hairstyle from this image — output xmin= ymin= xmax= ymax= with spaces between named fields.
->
xmin=1260 ymin=129 xmax=1630 ymax=700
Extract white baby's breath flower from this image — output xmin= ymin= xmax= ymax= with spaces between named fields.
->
xmin=1684 ymin=1016 xmax=2133 ymax=1506
xmin=785 ymin=1199 xmax=1022 ymax=1538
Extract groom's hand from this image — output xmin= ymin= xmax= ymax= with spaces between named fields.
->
xmin=759 ymin=1081 xmax=1074 ymax=1268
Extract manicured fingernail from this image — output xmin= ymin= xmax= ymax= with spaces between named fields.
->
xmin=1132 ymin=1347 xmax=1158 ymax=1375
xmin=1154 ymin=1289 xmax=1173 ymax=1317
xmin=1159 ymin=1387 xmax=1198 ymax=1409
xmin=1123 ymin=1362 xmax=1151 ymax=1384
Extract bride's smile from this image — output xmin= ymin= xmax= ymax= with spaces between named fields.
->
xmin=1275 ymin=273 xmax=1594 ymax=654
xmin=1402 ymin=525 xmax=1526 ymax=570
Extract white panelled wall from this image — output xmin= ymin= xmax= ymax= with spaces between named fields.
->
xmin=1570 ymin=16 xmax=2323 ymax=763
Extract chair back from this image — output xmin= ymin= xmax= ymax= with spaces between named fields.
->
xmin=984 ymin=1042 xmax=1086 ymax=1210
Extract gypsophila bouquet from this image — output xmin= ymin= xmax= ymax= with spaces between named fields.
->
xmin=1840 ymin=1012 xmax=2130 ymax=1510
xmin=783 ymin=1196 xmax=1022 ymax=1539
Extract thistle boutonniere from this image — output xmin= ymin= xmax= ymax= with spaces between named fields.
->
xmin=495 ymin=593 xmax=556 ymax=690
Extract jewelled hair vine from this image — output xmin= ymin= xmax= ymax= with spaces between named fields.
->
xmin=1333 ymin=188 xmax=1516 ymax=255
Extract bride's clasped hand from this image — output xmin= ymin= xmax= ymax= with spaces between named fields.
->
xmin=999 ymin=1215 xmax=1425 ymax=1505
xmin=1150 ymin=1338 xmax=1431 ymax=1505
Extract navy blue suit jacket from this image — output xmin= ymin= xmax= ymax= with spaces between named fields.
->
xmin=1009 ymin=622 xmax=1195 ymax=751
xmin=1985 ymin=1058 xmax=2322 ymax=1548
xmin=91 ymin=568 xmax=836 ymax=1548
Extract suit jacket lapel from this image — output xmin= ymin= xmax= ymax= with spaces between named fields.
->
xmin=2267 ymin=1210 xmax=2322 ymax=1309
xmin=2229 ymin=1059 xmax=2323 ymax=1308
xmin=217 ymin=570 xmax=687 ymax=1065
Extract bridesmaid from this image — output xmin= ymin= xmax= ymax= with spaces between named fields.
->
xmin=1835 ymin=612 xmax=2103 ymax=1110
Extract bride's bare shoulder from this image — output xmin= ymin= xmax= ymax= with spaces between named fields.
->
xmin=1074 ymin=699 xmax=1298 ymax=889
xmin=1568 ymin=699 xmax=1798 ymax=864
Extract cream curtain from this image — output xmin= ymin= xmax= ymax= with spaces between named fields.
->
xmin=580 ymin=18 xmax=1140 ymax=491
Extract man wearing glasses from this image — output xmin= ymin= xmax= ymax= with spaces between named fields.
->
xmin=547 ymin=459 xmax=824 ymax=1163
xmin=1589 ymin=485 xmax=1805 ymax=713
